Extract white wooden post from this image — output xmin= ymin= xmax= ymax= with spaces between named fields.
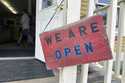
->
xmin=118 ymin=1 xmax=125 ymax=83
xmin=104 ymin=0 xmax=118 ymax=83
xmin=80 ymin=0 xmax=95 ymax=83
xmin=59 ymin=0 xmax=81 ymax=83
xmin=115 ymin=0 xmax=125 ymax=76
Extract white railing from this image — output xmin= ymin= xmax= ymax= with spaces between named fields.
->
xmin=59 ymin=0 xmax=125 ymax=83
xmin=93 ymin=0 xmax=125 ymax=83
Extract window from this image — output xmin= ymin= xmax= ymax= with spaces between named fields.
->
xmin=42 ymin=0 xmax=54 ymax=9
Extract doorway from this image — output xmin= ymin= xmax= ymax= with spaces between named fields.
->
xmin=0 ymin=0 xmax=36 ymax=57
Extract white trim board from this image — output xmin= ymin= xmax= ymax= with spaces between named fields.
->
xmin=0 ymin=57 xmax=34 ymax=60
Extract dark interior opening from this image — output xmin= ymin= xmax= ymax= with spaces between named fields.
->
xmin=0 ymin=0 xmax=36 ymax=57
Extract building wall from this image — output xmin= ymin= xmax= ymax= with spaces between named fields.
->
xmin=80 ymin=0 xmax=89 ymax=18
xmin=35 ymin=0 xmax=63 ymax=61
xmin=35 ymin=0 xmax=81 ymax=62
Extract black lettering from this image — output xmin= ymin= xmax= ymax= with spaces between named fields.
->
xmin=91 ymin=23 xmax=99 ymax=33
xmin=68 ymin=29 xmax=75 ymax=38
xmin=44 ymin=36 xmax=52 ymax=45
xmin=55 ymin=33 xmax=62 ymax=42
xmin=79 ymin=26 xmax=87 ymax=36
